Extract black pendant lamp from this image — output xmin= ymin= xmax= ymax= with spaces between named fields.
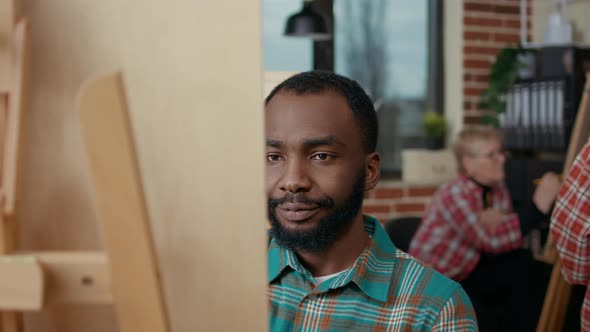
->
xmin=284 ymin=0 xmax=332 ymax=41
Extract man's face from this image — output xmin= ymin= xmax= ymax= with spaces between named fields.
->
xmin=265 ymin=91 xmax=374 ymax=252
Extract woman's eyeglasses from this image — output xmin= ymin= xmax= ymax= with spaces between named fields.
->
xmin=470 ymin=150 xmax=509 ymax=161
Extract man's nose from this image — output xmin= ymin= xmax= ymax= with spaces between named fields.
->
xmin=279 ymin=159 xmax=311 ymax=194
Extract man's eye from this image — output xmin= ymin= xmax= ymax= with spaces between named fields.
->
xmin=267 ymin=154 xmax=283 ymax=162
xmin=312 ymin=153 xmax=331 ymax=161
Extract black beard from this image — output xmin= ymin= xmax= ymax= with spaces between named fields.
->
xmin=268 ymin=168 xmax=366 ymax=253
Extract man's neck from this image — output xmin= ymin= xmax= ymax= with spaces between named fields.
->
xmin=296 ymin=214 xmax=370 ymax=277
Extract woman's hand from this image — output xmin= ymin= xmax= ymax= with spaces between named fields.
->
xmin=479 ymin=208 xmax=505 ymax=231
xmin=533 ymin=172 xmax=562 ymax=214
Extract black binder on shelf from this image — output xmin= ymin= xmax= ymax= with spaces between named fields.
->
xmin=499 ymin=46 xmax=590 ymax=152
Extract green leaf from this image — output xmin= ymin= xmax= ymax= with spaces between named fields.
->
xmin=479 ymin=46 xmax=538 ymax=125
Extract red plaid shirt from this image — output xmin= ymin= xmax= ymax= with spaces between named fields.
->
xmin=409 ymin=175 xmax=522 ymax=281
xmin=550 ymin=142 xmax=590 ymax=331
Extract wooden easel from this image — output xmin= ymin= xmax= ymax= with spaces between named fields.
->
xmin=536 ymin=72 xmax=590 ymax=332
xmin=0 ymin=10 xmax=170 ymax=329
xmin=0 ymin=14 xmax=29 ymax=331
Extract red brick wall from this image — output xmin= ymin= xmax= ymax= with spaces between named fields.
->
xmin=363 ymin=0 xmax=532 ymax=225
xmin=363 ymin=182 xmax=438 ymax=224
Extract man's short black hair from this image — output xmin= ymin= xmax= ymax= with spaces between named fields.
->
xmin=265 ymin=71 xmax=378 ymax=153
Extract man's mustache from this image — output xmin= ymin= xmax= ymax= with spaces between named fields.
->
xmin=268 ymin=193 xmax=334 ymax=209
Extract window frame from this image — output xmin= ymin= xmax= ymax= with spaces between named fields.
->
xmin=312 ymin=0 xmax=444 ymax=177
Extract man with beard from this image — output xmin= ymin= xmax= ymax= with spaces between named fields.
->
xmin=265 ymin=71 xmax=477 ymax=331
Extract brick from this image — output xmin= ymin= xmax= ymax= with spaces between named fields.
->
xmin=464 ymin=115 xmax=484 ymax=124
xmin=465 ymin=103 xmax=482 ymax=111
xmin=374 ymin=188 xmax=403 ymax=199
xmin=464 ymin=3 xmax=520 ymax=15
xmin=493 ymin=32 xmax=520 ymax=43
xmin=464 ymin=16 xmax=502 ymax=27
xmin=464 ymin=46 xmax=501 ymax=56
xmin=502 ymin=19 xmax=520 ymax=29
xmin=393 ymin=203 xmax=425 ymax=213
xmin=464 ymin=73 xmax=490 ymax=83
xmin=464 ymin=59 xmax=491 ymax=69
xmin=504 ymin=19 xmax=531 ymax=29
xmin=464 ymin=31 xmax=490 ymax=41
xmin=464 ymin=87 xmax=486 ymax=96
xmin=493 ymin=5 xmax=520 ymax=15
xmin=463 ymin=2 xmax=492 ymax=12
xmin=472 ymin=73 xmax=490 ymax=82
xmin=407 ymin=187 xmax=438 ymax=197
xmin=464 ymin=0 xmax=521 ymax=4
xmin=363 ymin=205 xmax=390 ymax=214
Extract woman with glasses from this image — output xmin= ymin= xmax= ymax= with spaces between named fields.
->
xmin=409 ymin=127 xmax=561 ymax=332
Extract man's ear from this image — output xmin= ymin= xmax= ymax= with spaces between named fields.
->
xmin=364 ymin=152 xmax=381 ymax=191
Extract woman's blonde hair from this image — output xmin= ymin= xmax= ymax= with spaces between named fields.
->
xmin=453 ymin=127 xmax=502 ymax=173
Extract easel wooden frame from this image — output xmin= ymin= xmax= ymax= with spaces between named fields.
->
xmin=536 ymin=72 xmax=590 ymax=332
xmin=0 ymin=15 xmax=29 ymax=331
xmin=78 ymin=71 xmax=170 ymax=332
xmin=0 ymin=11 xmax=170 ymax=329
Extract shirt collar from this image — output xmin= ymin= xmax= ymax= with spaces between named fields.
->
xmin=460 ymin=174 xmax=501 ymax=191
xmin=267 ymin=215 xmax=395 ymax=303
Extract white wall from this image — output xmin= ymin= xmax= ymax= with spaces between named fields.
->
xmin=533 ymin=0 xmax=590 ymax=44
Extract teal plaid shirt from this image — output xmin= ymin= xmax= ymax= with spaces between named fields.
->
xmin=268 ymin=216 xmax=478 ymax=331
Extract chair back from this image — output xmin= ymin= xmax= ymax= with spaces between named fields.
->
xmin=384 ymin=217 xmax=422 ymax=253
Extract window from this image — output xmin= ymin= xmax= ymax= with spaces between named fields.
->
xmin=262 ymin=0 xmax=443 ymax=173
xmin=334 ymin=0 xmax=442 ymax=173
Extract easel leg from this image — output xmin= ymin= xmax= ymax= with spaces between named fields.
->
xmin=0 ymin=209 xmax=22 ymax=332
xmin=0 ymin=1 xmax=24 ymax=330
xmin=537 ymin=260 xmax=572 ymax=332
xmin=0 ymin=312 xmax=22 ymax=332
xmin=79 ymin=72 xmax=169 ymax=332
xmin=0 ymin=216 xmax=16 ymax=254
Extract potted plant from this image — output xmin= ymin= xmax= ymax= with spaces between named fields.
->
xmin=480 ymin=47 xmax=537 ymax=126
xmin=423 ymin=111 xmax=445 ymax=150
